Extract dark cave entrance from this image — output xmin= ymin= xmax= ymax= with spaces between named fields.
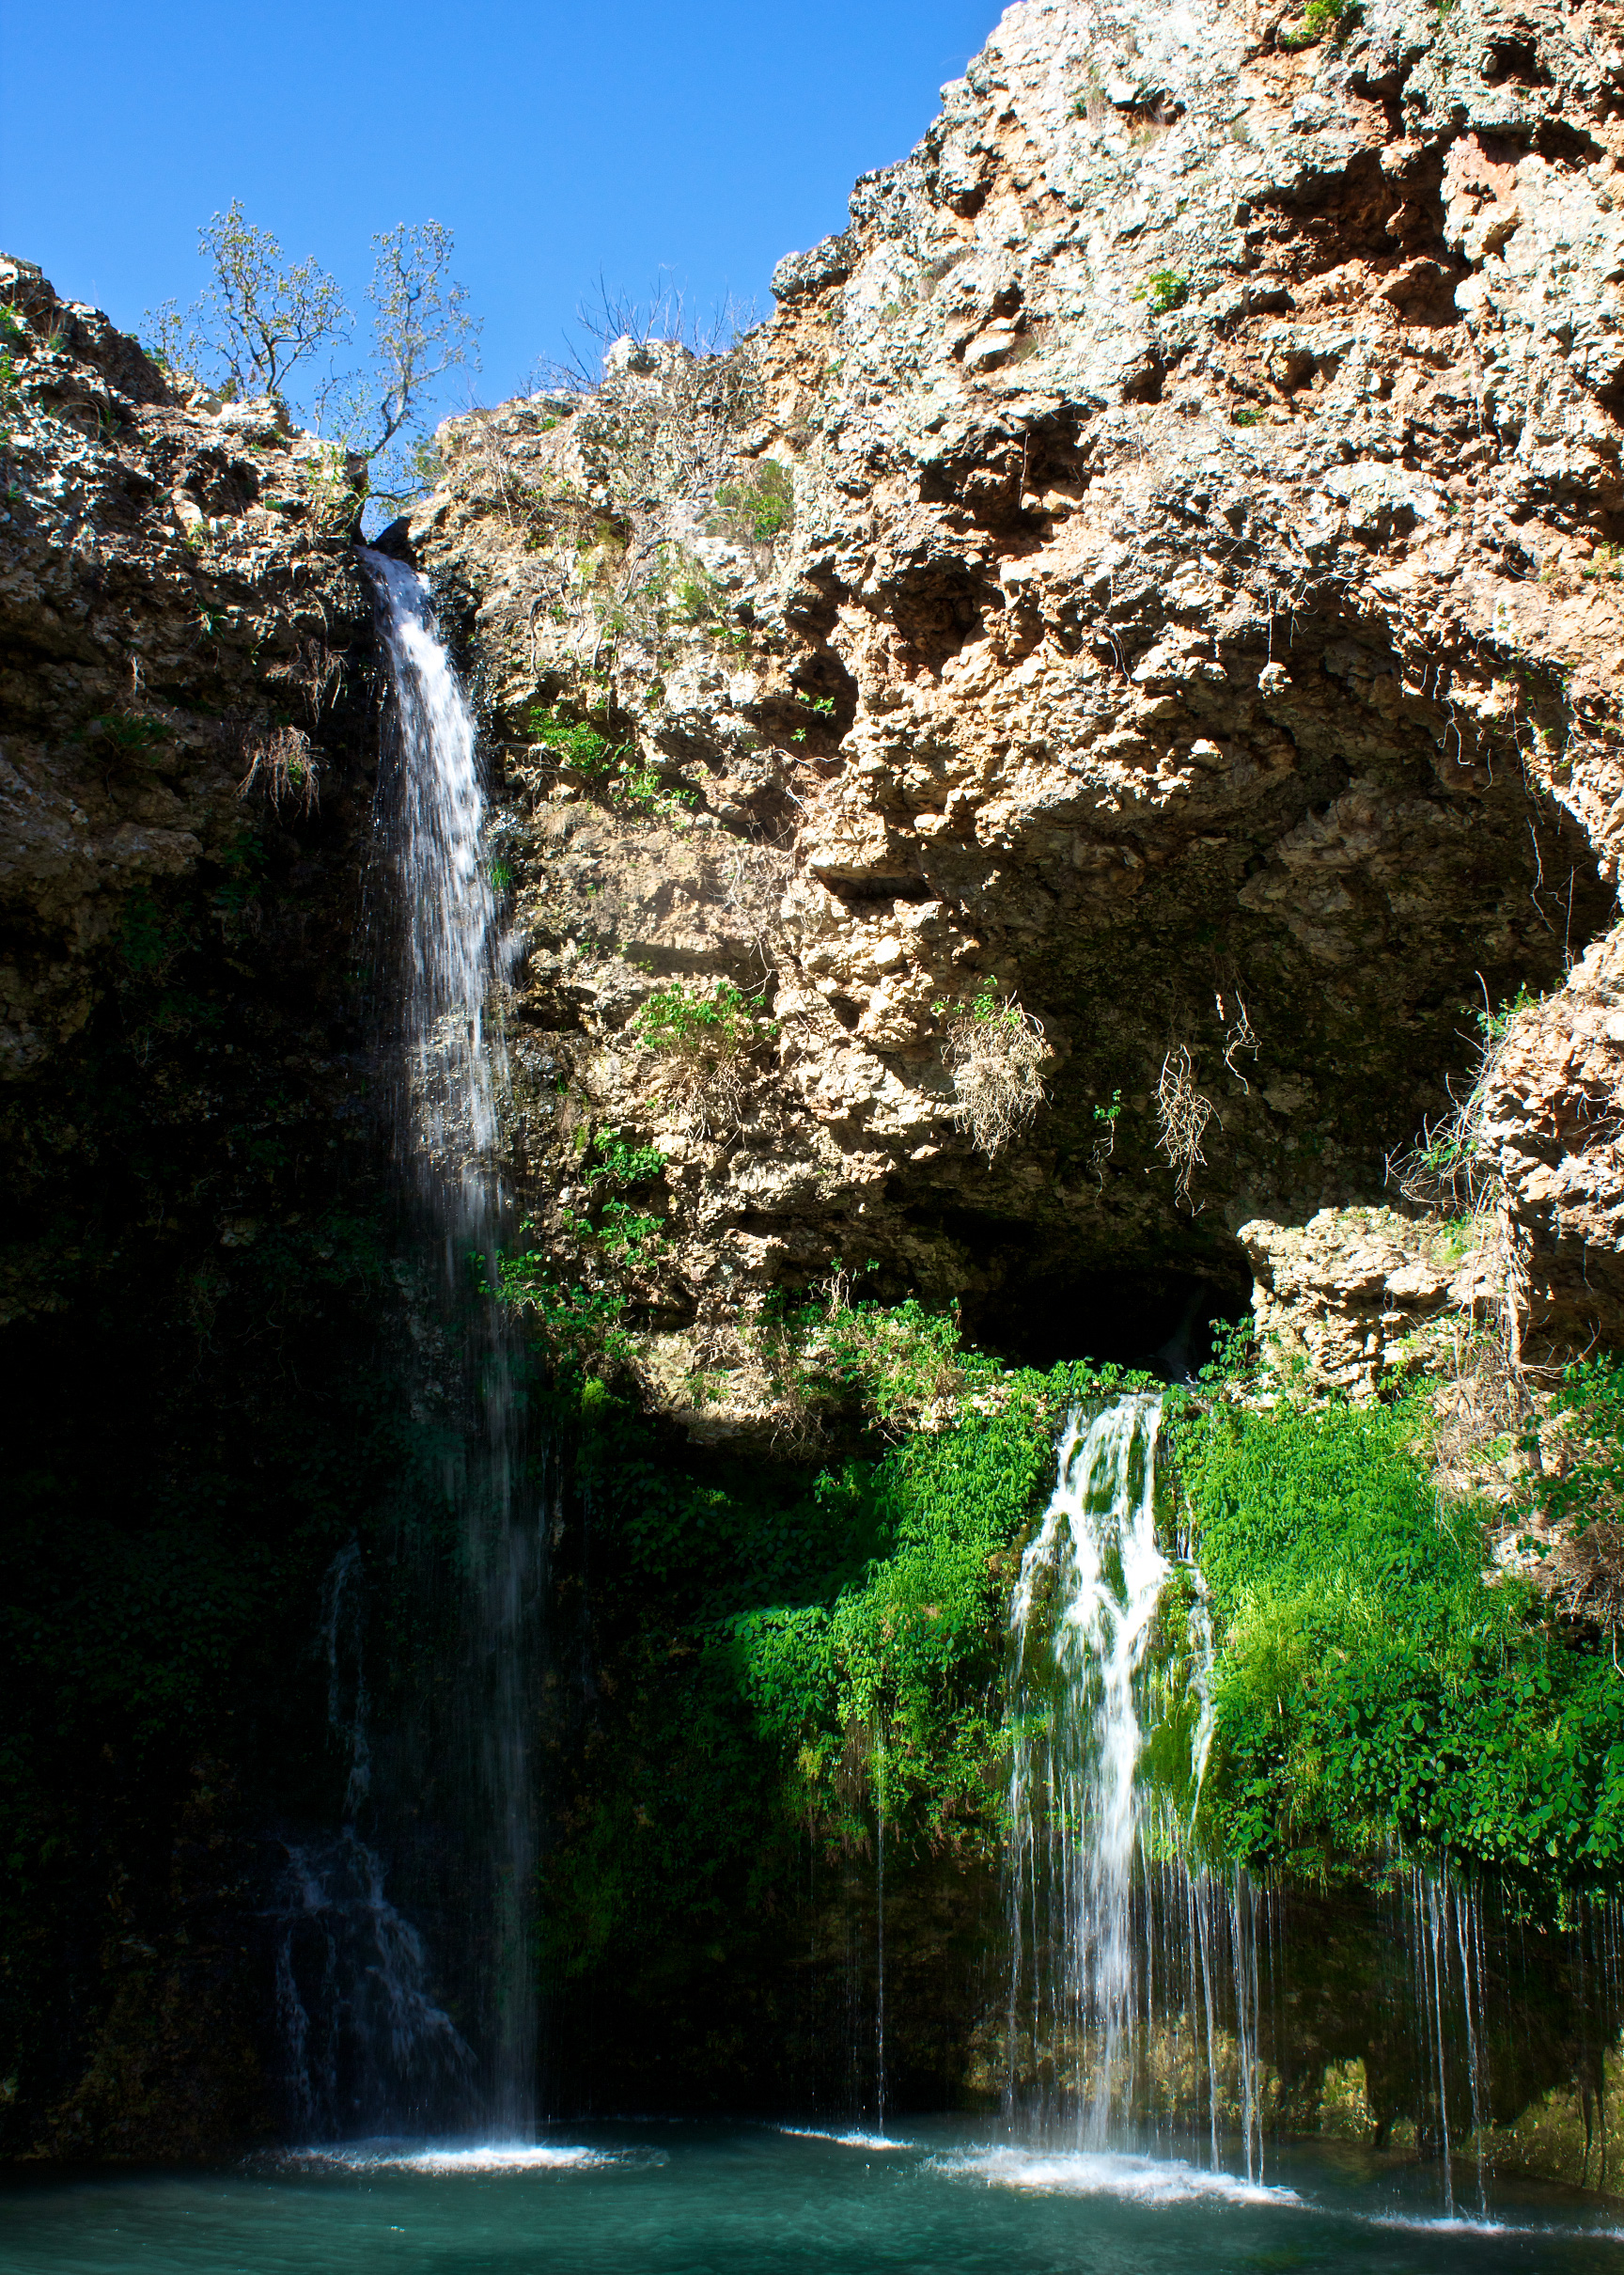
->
xmin=965 ymin=1257 xmax=1255 ymax=1381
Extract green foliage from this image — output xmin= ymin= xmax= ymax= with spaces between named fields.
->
xmin=1145 ymin=270 xmax=1190 ymax=317
xmin=757 ymin=1273 xmax=1003 ymax=1436
xmin=526 ymin=704 xmax=693 ymax=819
xmin=711 ymin=460 xmax=793 ymax=543
xmin=932 ymin=972 xmax=1024 ymax=1031
xmin=671 ymin=562 xmax=754 ymax=651
xmin=632 ymin=977 xmax=772 ymax=1059
xmin=586 ymin=1129 xmax=667 ymax=1190
xmin=1178 ymin=1395 xmax=1624 ymax=1891
xmin=727 ymin=1386 xmax=1059 ymax=1839
xmin=1477 ymin=981 xmax=1539 ymax=1043
xmin=1283 ymin=0 xmax=1360 ymax=41
xmin=597 ymin=1200 xmax=666 ymax=1263
xmin=117 ymin=888 xmax=179 ymax=976
xmin=487 ymin=1248 xmax=631 ymax=1377
xmin=537 ymin=1362 xmax=1083 ymax=2006
xmin=91 ymin=712 xmax=170 ymax=762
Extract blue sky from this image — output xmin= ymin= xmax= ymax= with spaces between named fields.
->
xmin=1 ymin=0 xmax=1003 ymax=416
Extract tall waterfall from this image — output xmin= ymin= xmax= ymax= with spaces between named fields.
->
xmin=1006 ymin=1396 xmax=1263 ymax=2172
xmin=361 ymin=547 xmax=539 ymax=2138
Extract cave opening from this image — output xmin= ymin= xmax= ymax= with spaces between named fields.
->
xmin=966 ymin=1259 xmax=1255 ymax=1380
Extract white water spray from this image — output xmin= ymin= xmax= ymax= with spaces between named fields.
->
xmin=1007 ymin=1396 xmax=1169 ymax=2140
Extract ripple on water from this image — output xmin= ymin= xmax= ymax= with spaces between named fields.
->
xmin=773 ymin=2127 xmax=917 ymax=2151
xmin=936 ymin=2146 xmax=1302 ymax=2208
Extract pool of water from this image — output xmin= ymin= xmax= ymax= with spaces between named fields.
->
xmin=4 ymin=2120 xmax=1622 ymax=2274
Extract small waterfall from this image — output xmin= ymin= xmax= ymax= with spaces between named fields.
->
xmin=1005 ymin=1395 xmax=1263 ymax=2171
xmin=271 ymin=1831 xmax=474 ymax=2138
xmin=319 ymin=1540 xmax=371 ymax=1821
xmin=270 ymin=1542 xmax=472 ymax=2136
xmin=1007 ymin=1396 xmax=1170 ymax=2140
xmin=361 ymin=547 xmax=539 ymax=2137
xmin=1397 ymin=1864 xmax=1491 ymax=2213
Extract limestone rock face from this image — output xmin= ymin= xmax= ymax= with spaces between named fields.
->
xmin=1478 ymin=928 xmax=1624 ymax=1350
xmin=413 ymin=0 xmax=1624 ymax=1390
xmin=0 ymin=253 xmax=368 ymax=1088
xmin=1240 ymin=1207 xmax=1460 ymax=1391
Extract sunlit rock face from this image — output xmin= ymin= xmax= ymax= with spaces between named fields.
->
xmin=0 ymin=254 xmax=369 ymax=1106
xmin=413 ymin=0 xmax=1624 ymax=1402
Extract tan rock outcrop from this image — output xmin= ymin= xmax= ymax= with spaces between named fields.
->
xmin=408 ymin=0 xmax=1624 ymax=1395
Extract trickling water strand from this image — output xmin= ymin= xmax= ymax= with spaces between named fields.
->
xmin=319 ymin=1541 xmax=371 ymax=1822
xmin=1230 ymin=1867 xmax=1261 ymax=2182
xmin=361 ymin=547 xmax=538 ymax=2137
xmin=875 ymin=1752 xmax=887 ymax=2136
xmin=1453 ymin=1877 xmax=1489 ymax=2214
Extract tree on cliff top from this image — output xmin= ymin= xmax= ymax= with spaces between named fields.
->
xmin=145 ymin=206 xmax=479 ymax=492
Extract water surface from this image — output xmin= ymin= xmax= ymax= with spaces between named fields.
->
xmin=4 ymin=2121 xmax=1621 ymax=2275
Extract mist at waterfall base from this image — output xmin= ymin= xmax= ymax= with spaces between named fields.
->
xmin=8 ymin=2125 xmax=1624 ymax=2273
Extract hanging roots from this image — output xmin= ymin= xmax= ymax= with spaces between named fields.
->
xmin=942 ymin=992 xmax=1049 ymax=1159
xmin=1216 ymin=986 xmax=1259 ymax=1092
xmin=1156 ymin=1044 xmax=1216 ymax=1211
xmin=239 ymin=723 xmax=320 ymax=813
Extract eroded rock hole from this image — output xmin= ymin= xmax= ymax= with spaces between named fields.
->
xmin=966 ymin=1256 xmax=1255 ymax=1378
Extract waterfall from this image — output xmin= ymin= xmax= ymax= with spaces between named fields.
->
xmin=270 ymin=1541 xmax=472 ymax=2137
xmin=270 ymin=1830 xmax=474 ymax=2138
xmin=1005 ymin=1395 xmax=1263 ymax=2171
xmin=360 ymin=546 xmax=539 ymax=2138
xmin=1007 ymin=1397 xmax=1169 ymax=2140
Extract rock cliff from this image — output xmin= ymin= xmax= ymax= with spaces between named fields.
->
xmin=0 ymin=256 xmax=394 ymax=2157
xmin=409 ymin=0 xmax=1624 ymax=1419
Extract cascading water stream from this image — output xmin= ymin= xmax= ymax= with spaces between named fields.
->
xmin=1007 ymin=1396 xmax=1171 ymax=2143
xmin=1005 ymin=1395 xmax=1264 ymax=2176
xmin=1003 ymin=1397 xmax=1523 ymax=2208
xmin=360 ymin=547 xmax=539 ymax=2138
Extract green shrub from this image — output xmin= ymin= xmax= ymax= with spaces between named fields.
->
xmin=632 ymin=977 xmax=770 ymax=1059
xmin=1177 ymin=1393 xmax=1624 ymax=1891
xmin=711 ymin=460 xmax=793 ymax=543
xmin=1282 ymin=0 xmax=1360 ymax=43
xmin=486 ymin=1251 xmax=631 ymax=1378
xmin=586 ymin=1129 xmax=667 ymax=1190
xmin=526 ymin=704 xmax=693 ymax=820
xmin=1144 ymin=270 xmax=1190 ymax=318
xmin=1537 ymin=1356 xmax=1624 ymax=1535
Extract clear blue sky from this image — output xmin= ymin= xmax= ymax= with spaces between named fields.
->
xmin=1 ymin=0 xmax=1003 ymax=415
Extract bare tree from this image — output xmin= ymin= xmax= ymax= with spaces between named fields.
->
xmin=144 ymin=208 xmax=480 ymax=514
xmin=145 ymin=200 xmax=350 ymax=400
xmin=338 ymin=222 xmax=480 ymax=458
xmin=532 ymin=271 xmax=757 ymax=395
